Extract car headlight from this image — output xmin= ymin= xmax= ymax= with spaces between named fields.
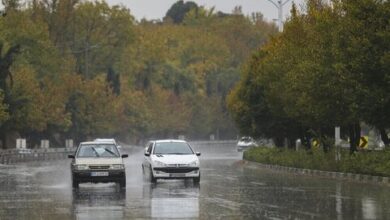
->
xmin=189 ymin=160 xmax=199 ymax=167
xmin=154 ymin=160 xmax=166 ymax=167
xmin=75 ymin=164 xmax=89 ymax=170
xmin=110 ymin=164 xmax=124 ymax=170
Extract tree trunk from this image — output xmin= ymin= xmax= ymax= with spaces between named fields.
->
xmin=273 ymin=137 xmax=284 ymax=148
xmin=349 ymin=123 xmax=361 ymax=154
xmin=300 ymin=130 xmax=311 ymax=150
xmin=0 ymin=131 xmax=5 ymax=149
xmin=287 ymin=137 xmax=295 ymax=149
xmin=379 ymin=128 xmax=390 ymax=147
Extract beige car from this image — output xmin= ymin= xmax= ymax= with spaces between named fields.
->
xmin=68 ymin=141 xmax=128 ymax=188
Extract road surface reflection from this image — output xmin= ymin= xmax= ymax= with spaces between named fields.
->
xmin=0 ymin=143 xmax=390 ymax=219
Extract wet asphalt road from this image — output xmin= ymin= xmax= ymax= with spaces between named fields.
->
xmin=0 ymin=143 xmax=390 ymax=220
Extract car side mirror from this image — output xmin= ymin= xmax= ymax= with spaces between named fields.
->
xmin=121 ymin=154 xmax=128 ymax=158
xmin=196 ymin=152 xmax=201 ymax=156
xmin=144 ymin=152 xmax=150 ymax=157
xmin=68 ymin=154 xmax=75 ymax=159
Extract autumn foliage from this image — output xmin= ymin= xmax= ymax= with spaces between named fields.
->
xmin=0 ymin=0 xmax=276 ymax=147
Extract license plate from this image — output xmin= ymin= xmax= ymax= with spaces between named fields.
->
xmin=91 ymin=172 xmax=109 ymax=177
xmin=170 ymin=173 xmax=185 ymax=178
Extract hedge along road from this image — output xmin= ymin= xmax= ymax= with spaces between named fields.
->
xmin=0 ymin=143 xmax=389 ymax=220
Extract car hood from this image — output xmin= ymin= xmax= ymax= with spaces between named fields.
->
xmin=75 ymin=158 xmax=123 ymax=165
xmin=238 ymin=141 xmax=255 ymax=146
xmin=151 ymin=154 xmax=199 ymax=165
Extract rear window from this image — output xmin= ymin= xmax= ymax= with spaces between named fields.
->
xmin=153 ymin=142 xmax=194 ymax=155
xmin=77 ymin=144 xmax=119 ymax=158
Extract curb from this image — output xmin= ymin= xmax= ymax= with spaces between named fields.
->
xmin=243 ymin=160 xmax=390 ymax=186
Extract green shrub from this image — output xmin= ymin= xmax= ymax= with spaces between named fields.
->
xmin=244 ymin=147 xmax=390 ymax=177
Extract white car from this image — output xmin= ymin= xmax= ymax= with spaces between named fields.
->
xmin=142 ymin=140 xmax=201 ymax=183
xmin=237 ymin=137 xmax=258 ymax=152
xmin=68 ymin=141 xmax=128 ymax=188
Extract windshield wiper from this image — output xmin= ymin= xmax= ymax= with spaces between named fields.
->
xmin=104 ymin=148 xmax=118 ymax=156
xmin=91 ymin=147 xmax=100 ymax=157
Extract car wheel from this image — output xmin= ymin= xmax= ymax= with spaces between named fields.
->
xmin=119 ymin=176 xmax=126 ymax=188
xmin=150 ymin=169 xmax=157 ymax=183
xmin=72 ymin=177 xmax=79 ymax=188
xmin=193 ymin=173 xmax=200 ymax=183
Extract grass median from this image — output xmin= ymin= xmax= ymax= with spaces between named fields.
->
xmin=243 ymin=147 xmax=390 ymax=177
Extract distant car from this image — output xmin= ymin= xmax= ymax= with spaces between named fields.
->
xmin=17 ymin=149 xmax=32 ymax=154
xmin=68 ymin=141 xmax=128 ymax=188
xmin=237 ymin=137 xmax=258 ymax=152
xmin=142 ymin=139 xmax=201 ymax=183
xmin=94 ymin=138 xmax=116 ymax=145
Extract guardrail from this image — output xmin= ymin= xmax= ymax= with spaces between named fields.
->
xmin=0 ymin=148 xmax=76 ymax=164
xmin=189 ymin=140 xmax=237 ymax=145
xmin=188 ymin=140 xmax=238 ymax=154
xmin=0 ymin=140 xmax=239 ymax=164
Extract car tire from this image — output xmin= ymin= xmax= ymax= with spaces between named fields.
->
xmin=72 ymin=177 xmax=79 ymax=188
xmin=119 ymin=176 xmax=126 ymax=188
xmin=150 ymin=169 xmax=157 ymax=183
xmin=193 ymin=173 xmax=200 ymax=183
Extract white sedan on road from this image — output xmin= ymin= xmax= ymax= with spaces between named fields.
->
xmin=68 ymin=141 xmax=128 ymax=188
xmin=237 ymin=136 xmax=258 ymax=152
xmin=142 ymin=140 xmax=201 ymax=183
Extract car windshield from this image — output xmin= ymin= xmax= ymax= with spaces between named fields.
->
xmin=240 ymin=137 xmax=252 ymax=142
xmin=153 ymin=142 xmax=194 ymax=155
xmin=77 ymin=144 xmax=119 ymax=158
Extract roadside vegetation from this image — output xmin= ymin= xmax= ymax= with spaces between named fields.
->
xmin=227 ymin=0 xmax=390 ymax=152
xmin=0 ymin=0 xmax=277 ymax=148
xmin=244 ymin=147 xmax=390 ymax=177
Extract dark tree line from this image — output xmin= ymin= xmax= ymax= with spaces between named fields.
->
xmin=228 ymin=0 xmax=390 ymax=152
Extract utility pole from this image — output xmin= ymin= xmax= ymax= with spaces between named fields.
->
xmin=266 ymin=0 xmax=291 ymax=32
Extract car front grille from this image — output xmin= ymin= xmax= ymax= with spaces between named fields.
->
xmin=89 ymin=165 xmax=110 ymax=170
xmin=154 ymin=167 xmax=199 ymax=173
xmin=167 ymin=164 xmax=189 ymax=167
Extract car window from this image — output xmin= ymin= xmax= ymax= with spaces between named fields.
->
xmin=147 ymin=142 xmax=153 ymax=154
xmin=77 ymin=144 xmax=119 ymax=158
xmin=153 ymin=142 xmax=194 ymax=155
xmin=241 ymin=137 xmax=252 ymax=142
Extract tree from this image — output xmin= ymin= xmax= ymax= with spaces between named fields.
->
xmin=336 ymin=0 xmax=390 ymax=147
xmin=0 ymin=92 xmax=9 ymax=126
xmin=228 ymin=0 xmax=390 ymax=151
xmin=164 ymin=0 xmax=198 ymax=24
xmin=1 ymin=0 xmax=20 ymax=13
xmin=117 ymin=88 xmax=150 ymax=143
xmin=145 ymin=85 xmax=191 ymax=138
xmin=0 ymin=0 xmax=279 ymax=144
xmin=106 ymin=67 xmax=120 ymax=96
xmin=65 ymin=75 xmax=122 ymax=141
xmin=70 ymin=1 xmax=135 ymax=78
xmin=0 ymin=42 xmax=20 ymax=98
xmin=227 ymin=48 xmax=305 ymax=148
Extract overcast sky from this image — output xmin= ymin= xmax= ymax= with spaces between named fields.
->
xmin=109 ymin=0 xmax=306 ymax=22
xmin=1 ymin=0 xmax=307 ymax=23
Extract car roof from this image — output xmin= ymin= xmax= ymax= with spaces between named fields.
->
xmin=79 ymin=141 xmax=116 ymax=145
xmin=153 ymin=139 xmax=187 ymax=143
xmin=94 ymin=138 xmax=116 ymax=143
